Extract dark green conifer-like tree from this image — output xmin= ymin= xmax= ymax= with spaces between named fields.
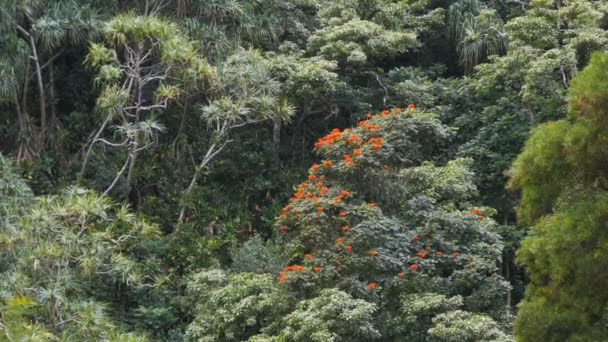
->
xmin=511 ymin=52 xmax=608 ymax=341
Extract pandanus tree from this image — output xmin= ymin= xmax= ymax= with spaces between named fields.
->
xmin=82 ymin=14 xmax=211 ymax=198
xmin=0 ymin=155 xmax=159 ymax=339
xmin=0 ymin=0 xmax=99 ymax=158
xmin=177 ymin=49 xmax=295 ymax=226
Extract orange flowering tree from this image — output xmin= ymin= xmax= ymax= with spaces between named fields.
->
xmin=273 ymin=105 xmax=513 ymax=339
xmin=185 ymin=105 xmax=513 ymax=341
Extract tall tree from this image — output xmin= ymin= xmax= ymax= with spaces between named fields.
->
xmin=0 ymin=0 xmax=99 ymax=154
xmin=510 ymin=52 xmax=608 ymax=341
xmin=82 ymin=14 xmax=207 ymax=197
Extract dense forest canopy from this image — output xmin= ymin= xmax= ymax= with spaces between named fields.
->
xmin=0 ymin=0 xmax=607 ymax=341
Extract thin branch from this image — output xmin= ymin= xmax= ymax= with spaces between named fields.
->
xmin=176 ymin=138 xmax=233 ymax=227
xmin=96 ymin=138 xmax=129 ymax=147
xmin=103 ymin=154 xmax=131 ymax=196
xmin=229 ymin=118 xmax=268 ymax=129
xmin=366 ymin=71 xmax=389 ymax=106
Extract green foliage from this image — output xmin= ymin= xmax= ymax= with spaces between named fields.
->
xmin=230 ymin=236 xmax=290 ymax=274
xmin=0 ymin=154 xmax=32 ymax=230
xmin=273 ymin=107 xmax=512 ymax=340
xmin=275 ymin=288 xmax=380 ymax=341
xmin=449 ymin=0 xmax=507 ymax=75
xmin=0 ymin=184 xmax=160 ymax=339
xmin=511 ymin=52 xmax=608 ymax=341
xmin=308 ymin=18 xmax=417 ymax=67
xmin=5 ymin=0 xmax=606 ymax=340
xmin=429 ymin=310 xmax=513 ymax=342
xmin=185 ymin=270 xmax=292 ymax=342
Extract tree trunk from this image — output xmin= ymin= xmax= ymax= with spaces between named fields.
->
xmin=125 ymin=139 xmax=138 ymax=198
xmin=272 ymin=118 xmax=281 ymax=166
xmin=80 ymin=115 xmax=111 ymax=177
xmin=49 ymin=63 xmax=58 ymax=134
xmin=29 ymin=34 xmax=47 ymax=145
xmin=171 ymin=100 xmax=189 ymax=157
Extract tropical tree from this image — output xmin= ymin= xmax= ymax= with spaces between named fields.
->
xmin=510 ymin=52 xmax=608 ymax=341
xmin=0 ymin=162 xmax=160 ymax=338
xmin=81 ymin=14 xmax=208 ymax=197
xmin=449 ymin=0 xmax=507 ymax=75
xmin=184 ymin=105 xmax=513 ymax=341
xmin=0 ymin=0 xmax=99 ymax=157
xmin=177 ymin=49 xmax=295 ymax=226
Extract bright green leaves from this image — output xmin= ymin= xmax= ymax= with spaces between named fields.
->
xmin=511 ymin=52 xmax=608 ymax=340
xmin=515 ymin=193 xmax=608 ymax=341
xmin=308 ymin=18 xmax=417 ymax=67
xmin=278 ymin=288 xmax=380 ymax=341
xmin=568 ymin=52 xmax=608 ymax=121
xmin=202 ymin=50 xmax=295 ymax=128
xmin=0 ymin=183 xmax=160 ymax=339
xmin=429 ymin=310 xmax=513 ymax=342
xmin=509 ymin=120 xmax=570 ymax=226
xmin=186 ymin=270 xmax=290 ymax=342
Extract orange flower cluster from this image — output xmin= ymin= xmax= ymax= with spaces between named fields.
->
xmin=343 ymin=154 xmax=354 ymax=165
xmin=314 ymin=128 xmax=342 ymax=148
xmin=470 ymin=207 xmax=486 ymax=220
xmin=277 ymin=264 xmax=305 ymax=281
xmin=279 ymin=105 xmax=459 ymax=286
